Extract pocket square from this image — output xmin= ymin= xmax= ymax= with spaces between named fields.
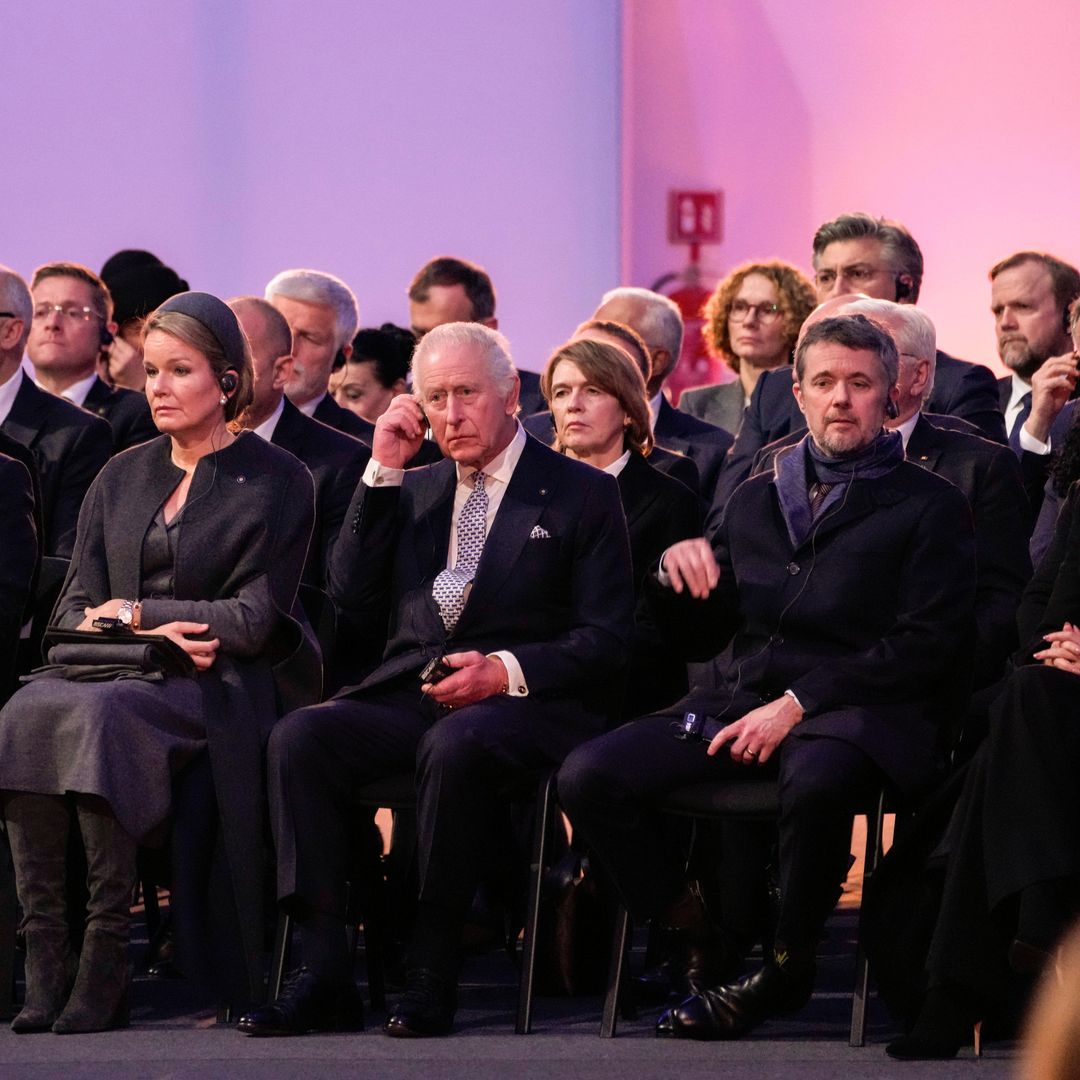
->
xmin=530 ymin=525 xmax=551 ymax=539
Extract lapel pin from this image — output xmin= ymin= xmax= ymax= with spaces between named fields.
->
xmin=236 ymin=475 xmax=246 ymax=484
xmin=539 ymin=488 xmax=547 ymax=495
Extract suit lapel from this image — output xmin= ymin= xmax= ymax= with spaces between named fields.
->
xmin=616 ymin=453 xmax=657 ymax=530
xmin=412 ymin=459 xmax=457 ymax=576
xmin=2 ymin=373 xmax=48 ymax=448
xmin=457 ymin=440 xmax=553 ymax=630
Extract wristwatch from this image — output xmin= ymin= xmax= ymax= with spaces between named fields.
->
xmin=117 ymin=599 xmax=141 ymax=631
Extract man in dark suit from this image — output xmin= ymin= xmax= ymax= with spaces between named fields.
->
xmin=990 ymin=251 xmax=1080 ymax=456
xmin=0 ymin=266 xmax=112 ymax=558
xmin=559 ymin=314 xmax=976 ymax=1041
xmin=240 ymin=322 xmax=633 ymax=1038
xmin=26 ymin=262 xmax=156 ymax=451
xmin=408 ymin=255 xmax=544 ymax=418
xmin=593 ymin=287 xmax=733 ymax=501
xmin=232 ymin=297 xmax=370 ymax=590
xmin=753 ymin=298 xmax=1030 ymax=689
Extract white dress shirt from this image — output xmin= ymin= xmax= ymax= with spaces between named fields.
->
xmin=1005 ymin=373 xmax=1052 ymax=454
xmin=38 ymin=371 xmax=97 ymax=407
xmin=295 ymin=392 xmax=324 ymax=419
xmin=251 ymin=397 xmax=285 ymax=442
xmin=0 ymin=365 xmax=24 ymax=426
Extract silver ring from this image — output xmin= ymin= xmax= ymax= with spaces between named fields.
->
xmin=745 ymin=749 xmax=758 ymax=758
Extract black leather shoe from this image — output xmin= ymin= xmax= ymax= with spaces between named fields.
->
xmin=237 ymin=967 xmax=364 ymax=1037
xmin=634 ymin=936 xmax=746 ymax=1005
xmin=656 ymin=960 xmax=815 ymax=1040
xmin=383 ymin=968 xmax=457 ymax=1038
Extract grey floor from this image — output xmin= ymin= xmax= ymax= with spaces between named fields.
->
xmin=0 ymin=909 xmax=1016 ymax=1080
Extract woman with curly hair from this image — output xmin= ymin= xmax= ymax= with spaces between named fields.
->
xmin=680 ymin=261 xmax=816 ymax=435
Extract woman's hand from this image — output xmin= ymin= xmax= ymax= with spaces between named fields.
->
xmin=1034 ymin=621 xmax=1080 ymax=676
xmin=140 ymin=621 xmax=220 ymax=671
xmin=77 ymin=599 xmax=126 ymax=630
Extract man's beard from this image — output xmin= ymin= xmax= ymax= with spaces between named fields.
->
xmin=1001 ymin=341 xmax=1049 ymax=382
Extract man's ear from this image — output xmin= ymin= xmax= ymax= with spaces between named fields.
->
xmin=792 ymin=379 xmax=806 ymax=416
xmin=505 ymin=373 xmax=521 ymax=417
xmin=272 ymin=353 xmax=294 ymax=392
xmin=0 ymin=316 xmax=25 ymax=351
xmin=481 ymin=316 xmax=499 ymax=330
xmin=650 ymin=347 xmax=676 ymax=387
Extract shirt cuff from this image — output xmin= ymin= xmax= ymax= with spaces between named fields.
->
xmin=363 ymin=458 xmax=406 ymax=488
xmin=1018 ymin=425 xmax=1052 ymax=455
xmin=489 ymin=650 xmax=528 ymax=696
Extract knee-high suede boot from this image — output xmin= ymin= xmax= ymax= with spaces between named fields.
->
xmin=2 ymin=791 xmax=76 ymax=1033
xmin=53 ymin=797 xmax=136 ymax=1034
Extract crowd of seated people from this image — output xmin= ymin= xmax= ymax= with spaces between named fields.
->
xmin=0 ymin=212 xmax=1078 ymax=1064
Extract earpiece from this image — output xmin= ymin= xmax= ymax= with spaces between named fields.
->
xmin=219 ymin=371 xmax=238 ymax=394
xmin=332 ymin=349 xmax=347 ymax=372
xmin=894 ymin=277 xmax=912 ymax=302
xmin=99 ymin=324 xmax=114 ymax=348
xmin=885 ymin=393 xmax=899 ymax=421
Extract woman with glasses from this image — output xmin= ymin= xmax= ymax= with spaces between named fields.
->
xmin=0 ymin=292 xmax=316 ymax=1033
xmin=680 ymin=262 xmax=816 ymax=435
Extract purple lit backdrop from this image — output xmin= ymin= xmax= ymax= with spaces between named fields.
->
xmin=3 ymin=1 xmax=621 ymax=372
xmin=7 ymin=2 xmax=1080 ymax=376
xmin=624 ymin=0 xmax=1080 ymax=372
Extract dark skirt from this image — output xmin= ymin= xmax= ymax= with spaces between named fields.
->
xmin=0 ymin=674 xmax=206 ymax=840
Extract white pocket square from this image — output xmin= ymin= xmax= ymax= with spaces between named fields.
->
xmin=530 ymin=525 xmax=551 ymax=539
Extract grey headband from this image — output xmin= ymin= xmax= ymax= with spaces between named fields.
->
xmin=157 ymin=291 xmax=246 ymax=371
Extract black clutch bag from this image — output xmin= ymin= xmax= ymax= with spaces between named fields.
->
xmin=41 ymin=626 xmax=196 ymax=677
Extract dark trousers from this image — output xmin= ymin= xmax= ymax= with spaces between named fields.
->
xmin=558 ymin=704 xmax=884 ymax=951
xmin=267 ymin=681 xmax=593 ymax=972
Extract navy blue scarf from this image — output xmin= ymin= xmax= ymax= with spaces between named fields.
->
xmin=773 ymin=429 xmax=904 ymax=547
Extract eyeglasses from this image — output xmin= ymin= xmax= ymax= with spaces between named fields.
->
xmin=729 ymin=299 xmax=782 ymax=323
xmin=32 ymin=303 xmax=103 ymax=323
xmin=813 ymin=265 xmax=890 ymax=290
xmin=0 ymin=311 xmax=17 ymax=319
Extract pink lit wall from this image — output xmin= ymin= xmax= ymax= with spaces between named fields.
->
xmin=2 ymin=2 xmax=620 ymax=372
xmin=623 ymin=0 xmax=1080 ymax=372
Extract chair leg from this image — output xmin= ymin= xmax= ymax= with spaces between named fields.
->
xmin=849 ymin=790 xmax=886 ymax=1047
xmin=359 ymin=867 xmax=388 ymax=1013
xmin=600 ymin=903 xmax=631 ymax=1038
xmin=515 ymin=773 xmax=555 ymax=1035
xmin=269 ymin=910 xmax=292 ymax=1001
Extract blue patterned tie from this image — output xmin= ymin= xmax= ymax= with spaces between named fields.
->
xmin=1009 ymin=391 xmax=1032 ymax=455
xmin=433 ymin=472 xmax=488 ymax=631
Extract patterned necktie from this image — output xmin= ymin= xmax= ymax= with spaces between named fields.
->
xmin=433 ymin=472 xmax=488 ymax=631
xmin=809 ymin=481 xmax=834 ymax=519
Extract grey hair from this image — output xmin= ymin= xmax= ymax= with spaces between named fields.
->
xmin=842 ymin=297 xmax=937 ymax=401
xmin=811 ymin=212 xmax=925 ymax=303
xmin=0 ymin=265 xmax=33 ymax=351
xmin=599 ymin=286 xmax=684 ymax=358
xmin=412 ymin=321 xmax=518 ymax=401
xmin=795 ymin=314 xmax=899 ymax=391
xmin=264 ymin=268 xmax=359 ymax=352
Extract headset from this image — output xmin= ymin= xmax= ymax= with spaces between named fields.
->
xmin=99 ymin=324 xmax=114 ymax=348
xmin=894 ymin=276 xmax=912 ymax=302
xmin=219 ymin=371 xmax=239 ymax=395
xmin=885 ymin=391 xmax=899 ymax=420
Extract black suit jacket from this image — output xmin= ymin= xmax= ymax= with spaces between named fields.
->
xmin=83 ymin=375 xmax=157 ymax=451
xmin=329 ymin=434 xmax=634 ymax=732
xmin=678 ymin=380 xmax=745 ymax=436
xmin=930 ymin=351 xmax=1005 ymax=443
xmin=522 ymin=409 xmax=702 ymax=495
xmin=753 ymin=416 xmax=1030 ymax=688
xmin=616 ymin=451 xmax=701 ymax=715
xmin=0 ymin=453 xmax=38 ymax=699
xmin=651 ymin=459 xmax=977 ymax=793
xmin=1 ymin=371 xmax=113 ymax=558
xmin=517 ymin=368 xmax=545 ymax=419
xmin=653 ymin=397 xmax=733 ymax=503
xmin=269 ymin=398 xmax=371 ymax=587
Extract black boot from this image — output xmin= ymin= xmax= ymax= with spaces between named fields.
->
xmin=52 ymin=798 xmax=136 ymax=1034
xmin=885 ymin=983 xmax=979 ymax=1060
xmin=3 ymin=792 xmax=75 ymax=1033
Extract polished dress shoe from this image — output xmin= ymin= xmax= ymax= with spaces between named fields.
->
xmin=656 ymin=959 xmax=815 ymax=1040
xmin=383 ymin=968 xmax=457 ymax=1038
xmin=237 ymin=967 xmax=364 ymax=1037
xmin=634 ymin=939 xmax=745 ymax=1005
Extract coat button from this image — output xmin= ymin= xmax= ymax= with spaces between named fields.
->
xmin=236 ymin=475 xmax=246 ymax=484
xmin=786 ymin=562 xmax=800 ymax=575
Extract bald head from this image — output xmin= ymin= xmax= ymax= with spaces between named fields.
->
xmin=0 ymin=266 xmax=32 ymax=377
xmin=229 ymin=296 xmax=294 ymax=427
xmin=593 ymin=287 xmax=683 ymax=396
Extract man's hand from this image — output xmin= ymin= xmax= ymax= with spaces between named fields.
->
xmin=707 ymin=694 xmax=804 ymax=765
xmin=1034 ymin=620 xmax=1080 ymax=677
xmin=1025 ymin=352 xmax=1079 ymax=443
xmin=422 ymin=651 xmax=508 ymax=708
xmin=78 ymin=599 xmax=125 ymax=629
xmin=662 ymin=538 xmax=720 ymax=599
xmin=140 ymin=621 xmax=220 ymax=671
xmin=372 ymin=394 xmax=428 ymax=468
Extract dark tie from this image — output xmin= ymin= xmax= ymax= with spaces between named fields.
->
xmin=809 ymin=481 xmax=834 ymax=519
xmin=1009 ymin=391 xmax=1033 ymax=455
xmin=432 ymin=472 xmax=488 ymax=631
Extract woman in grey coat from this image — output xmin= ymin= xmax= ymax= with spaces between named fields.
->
xmin=0 ymin=292 xmax=316 ymax=1033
